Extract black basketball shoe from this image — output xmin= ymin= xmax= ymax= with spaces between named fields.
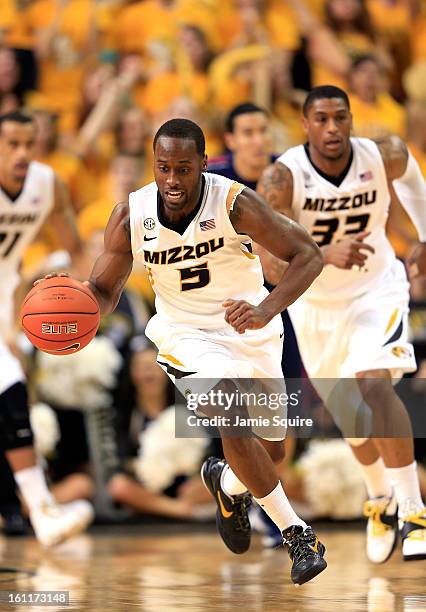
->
xmin=282 ymin=524 xmax=327 ymax=585
xmin=201 ymin=457 xmax=251 ymax=554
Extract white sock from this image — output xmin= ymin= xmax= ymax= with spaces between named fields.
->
xmin=220 ymin=465 xmax=248 ymax=497
xmin=254 ymin=482 xmax=306 ymax=532
xmin=359 ymin=457 xmax=392 ymax=499
xmin=14 ymin=465 xmax=53 ymax=511
xmin=386 ymin=461 xmax=424 ymax=518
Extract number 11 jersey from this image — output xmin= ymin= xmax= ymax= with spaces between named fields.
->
xmin=0 ymin=161 xmax=54 ymax=335
xmin=277 ymin=137 xmax=397 ymax=302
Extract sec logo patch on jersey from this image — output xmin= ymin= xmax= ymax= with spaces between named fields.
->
xmin=144 ymin=218 xmax=156 ymax=230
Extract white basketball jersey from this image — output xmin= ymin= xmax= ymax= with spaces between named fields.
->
xmin=0 ymin=161 xmax=55 ymax=306
xmin=277 ymin=137 xmax=397 ymax=301
xmin=129 ymin=172 xmax=267 ymax=329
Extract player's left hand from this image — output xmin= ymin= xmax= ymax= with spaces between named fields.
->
xmin=223 ymin=299 xmax=271 ymax=334
xmin=33 ymin=272 xmax=69 ymax=286
xmin=407 ymin=242 xmax=426 ymax=279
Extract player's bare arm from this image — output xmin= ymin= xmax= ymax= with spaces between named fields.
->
xmin=223 ymin=188 xmax=323 ymax=333
xmin=255 ymin=162 xmax=294 ymax=284
xmin=84 ymin=201 xmax=133 ymax=315
xmin=377 ymin=134 xmax=426 ymax=277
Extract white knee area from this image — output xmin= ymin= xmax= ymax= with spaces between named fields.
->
xmin=345 ymin=437 xmax=368 ymax=447
xmin=192 ymin=360 xmax=254 ymax=380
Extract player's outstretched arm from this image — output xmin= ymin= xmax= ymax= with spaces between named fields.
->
xmin=224 ymin=188 xmax=323 ymax=333
xmin=84 ymin=202 xmax=133 ymax=315
xmin=377 ymin=134 xmax=426 ymax=278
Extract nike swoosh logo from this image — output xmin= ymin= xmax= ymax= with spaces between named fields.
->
xmin=280 ymin=332 xmax=284 ymax=338
xmin=217 ymin=491 xmax=233 ymax=518
xmin=144 ymin=236 xmax=157 ymax=241
xmin=47 ymin=343 xmax=81 ymax=353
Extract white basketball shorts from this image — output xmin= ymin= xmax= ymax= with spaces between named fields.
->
xmin=145 ymin=312 xmax=286 ymax=440
xmin=288 ymin=260 xmax=416 ymax=436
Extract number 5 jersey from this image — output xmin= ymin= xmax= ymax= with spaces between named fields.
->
xmin=129 ymin=173 xmax=267 ymax=329
xmin=278 ymin=137 xmax=397 ymax=302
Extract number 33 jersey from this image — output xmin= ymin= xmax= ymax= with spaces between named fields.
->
xmin=129 ymin=173 xmax=267 ymax=329
xmin=278 ymin=137 xmax=397 ymax=301
xmin=0 ymin=162 xmax=54 ymax=327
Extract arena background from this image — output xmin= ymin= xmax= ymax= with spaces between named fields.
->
xmin=0 ymin=1 xmax=426 ymax=610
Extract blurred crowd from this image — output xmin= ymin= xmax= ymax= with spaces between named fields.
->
xmin=1 ymin=0 xmax=426 ymax=535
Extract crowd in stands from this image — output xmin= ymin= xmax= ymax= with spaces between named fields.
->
xmin=1 ymin=0 xmax=426 ymax=533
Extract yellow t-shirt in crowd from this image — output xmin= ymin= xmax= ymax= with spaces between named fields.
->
xmin=78 ymin=197 xmax=154 ymax=302
xmin=367 ymin=0 xmax=411 ymax=35
xmin=411 ymin=15 xmax=426 ymax=63
xmin=313 ymin=31 xmax=374 ymax=88
xmin=37 ymin=149 xmax=90 ymax=211
xmin=217 ymin=0 xmax=299 ymax=51
xmin=350 ymin=92 xmax=406 ymax=139
xmin=25 ymin=0 xmax=95 ymax=116
xmin=1 ymin=0 xmax=34 ymax=48
xmin=78 ymin=197 xmax=114 ymax=241
xmin=140 ymin=71 xmax=210 ymax=116
xmin=114 ymin=1 xmax=177 ymax=57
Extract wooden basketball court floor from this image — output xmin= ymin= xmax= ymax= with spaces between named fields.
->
xmin=0 ymin=524 xmax=425 ymax=611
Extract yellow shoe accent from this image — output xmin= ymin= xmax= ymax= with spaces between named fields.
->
xmin=310 ymin=537 xmax=319 ymax=553
xmin=364 ymin=500 xmax=392 ymax=537
xmin=406 ymin=529 xmax=426 ymax=542
xmin=402 ymin=508 xmax=426 ymax=530
xmin=217 ymin=491 xmax=233 ymax=519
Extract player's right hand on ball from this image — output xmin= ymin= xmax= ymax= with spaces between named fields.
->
xmin=322 ymin=231 xmax=375 ymax=269
xmin=33 ymin=272 xmax=69 ymax=286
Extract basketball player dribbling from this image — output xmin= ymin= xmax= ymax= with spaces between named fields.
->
xmin=257 ymin=85 xmax=426 ymax=564
xmin=78 ymin=118 xmax=327 ymax=585
xmin=0 ymin=111 xmax=93 ymax=545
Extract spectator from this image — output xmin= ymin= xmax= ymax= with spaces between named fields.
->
xmin=217 ymin=0 xmax=299 ymax=52
xmin=367 ymin=0 xmax=414 ymax=96
xmin=0 ymin=48 xmax=20 ymax=102
xmin=32 ymin=109 xmax=89 ymax=210
xmin=211 ymin=1 xmax=300 ymax=113
xmin=78 ymin=154 xmax=144 ymax=241
xmin=113 ymin=0 xmax=216 ymax=80
xmin=140 ymin=25 xmax=214 ymax=119
xmin=290 ymin=0 xmax=392 ymax=89
xmin=24 ymin=0 xmax=98 ymax=135
xmin=348 ymin=54 xmax=406 ymax=138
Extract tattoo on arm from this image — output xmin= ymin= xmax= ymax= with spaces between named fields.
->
xmin=375 ymin=135 xmax=409 ymax=180
xmin=257 ymin=162 xmax=293 ymax=215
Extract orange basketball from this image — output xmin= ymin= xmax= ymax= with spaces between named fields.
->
xmin=21 ymin=277 xmax=100 ymax=355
